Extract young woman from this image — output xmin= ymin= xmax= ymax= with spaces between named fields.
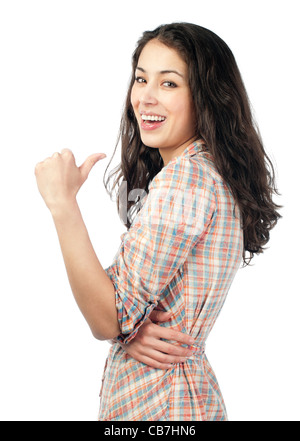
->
xmin=35 ymin=23 xmax=281 ymax=421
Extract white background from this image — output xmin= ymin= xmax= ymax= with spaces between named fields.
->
xmin=0 ymin=0 xmax=299 ymax=421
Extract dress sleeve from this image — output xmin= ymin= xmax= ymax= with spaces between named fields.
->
xmin=105 ymin=156 xmax=216 ymax=344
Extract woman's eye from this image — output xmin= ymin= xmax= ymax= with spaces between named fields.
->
xmin=163 ymin=81 xmax=177 ymax=88
xmin=135 ymin=77 xmax=146 ymax=84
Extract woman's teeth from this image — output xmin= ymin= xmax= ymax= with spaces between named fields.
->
xmin=141 ymin=115 xmax=166 ymax=122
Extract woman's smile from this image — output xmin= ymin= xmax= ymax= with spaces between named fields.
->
xmin=140 ymin=111 xmax=167 ymax=130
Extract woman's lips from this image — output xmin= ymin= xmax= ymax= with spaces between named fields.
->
xmin=140 ymin=118 xmax=167 ymax=131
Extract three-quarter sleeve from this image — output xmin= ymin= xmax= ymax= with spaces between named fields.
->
xmin=105 ymin=156 xmax=216 ymax=344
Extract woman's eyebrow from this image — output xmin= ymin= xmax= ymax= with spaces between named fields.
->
xmin=136 ymin=66 xmax=184 ymax=78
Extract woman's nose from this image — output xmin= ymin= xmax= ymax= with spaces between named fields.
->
xmin=139 ymin=83 xmax=159 ymax=106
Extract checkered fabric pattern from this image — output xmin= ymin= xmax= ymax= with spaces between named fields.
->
xmin=98 ymin=140 xmax=243 ymax=421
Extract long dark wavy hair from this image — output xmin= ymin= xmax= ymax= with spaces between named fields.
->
xmin=103 ymin=22 xmax=281 ymax=266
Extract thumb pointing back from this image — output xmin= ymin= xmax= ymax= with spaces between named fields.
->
xmin=79 ymin=153 xmax=106 ymax=181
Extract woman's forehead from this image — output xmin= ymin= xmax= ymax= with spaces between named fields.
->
xmin=137 ymin=39 xmax=188 ymax=75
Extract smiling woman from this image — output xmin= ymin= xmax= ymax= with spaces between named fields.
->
xmin=100 ymin=22 xmax=281 ymax=421
xmin=35 ymin=22 xmax=281 ymax=422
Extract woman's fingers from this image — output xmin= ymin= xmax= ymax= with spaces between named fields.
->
xmin=132 ymin=353 xmax=174 ymax=370
xmin=61 ymin=148 xmax=73 ymax=155
xmin=119 ymin=319 xmax=197 ymax=369
xmin=79 ymin=153 xmax=106 ymax=181
xmin=150 ymin=349 xmax=190 ymax=366
xmin=148 ymin=311 xmax=195 ymax=349
xmin=151 ymin=322 xmax=195 ymax=346
xmin=121 ymin=342 xmax=189 ymax=370
xmin=135 ymin=346 xmax=192 ymax=369
xmin=148 ymin=337 xmax=193 ymax=357
xmin=136 ymin=323 xmax=195 ymax=357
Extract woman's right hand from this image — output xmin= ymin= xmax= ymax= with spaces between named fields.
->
xmin=118 ymin=309 xmax=196 ymax=369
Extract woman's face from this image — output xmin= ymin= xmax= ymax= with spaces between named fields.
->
xmin=130 ymin=39 xmax=197 ymax=165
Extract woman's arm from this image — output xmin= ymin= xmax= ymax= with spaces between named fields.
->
xmin=51 ymin=200 xmax=120 ymax=340
xmin=35 ymin=149 xmax=120 ymax=340
xmin=34 ymin=148 xmax=197 ymax=357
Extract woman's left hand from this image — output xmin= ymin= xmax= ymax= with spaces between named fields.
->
xmin=34 ymin=148 xmax=106 ymax=213
xmin=118 ymin=310 xmax=195 ymax=369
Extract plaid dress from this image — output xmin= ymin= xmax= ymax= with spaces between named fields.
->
xmin=98 ymin=140 xmax=243 ymax=421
